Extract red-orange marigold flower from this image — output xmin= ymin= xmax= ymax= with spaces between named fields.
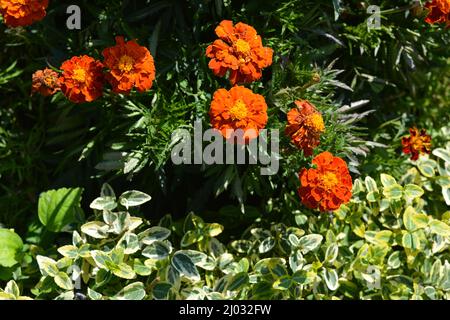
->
xmin=206 ymin=20 xmax=273 ymax=85
xmin=209 ymin=85 xmax=268 ymax=143
xmin=298 ymin=152 xmax=353 ymax=212
xmin=285 ymin=100 xmax=325 ymax=156
xmin=31 ymin=68 xmax=60 ymax=97
xmin=59 ymin=55 xmax=104 ymax=104
xmin=402 ymin=127 xmax=432 ymax=161
xmin=0 ymin=0 xmax=48 ymax=27
xmin=424 ymin=0 xmax=450 ymax=27
xmin=102 ymin=36 xmax=156 ymax=94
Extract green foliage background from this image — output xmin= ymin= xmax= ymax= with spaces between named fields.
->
xmin=0 ymin=0 xmax=449 ymax=300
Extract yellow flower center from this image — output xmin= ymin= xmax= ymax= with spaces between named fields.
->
xmin=234 ymin=39 xmax=251 ymax=55
xmin=305 ymin=113 xmax=325 ymax=132
xmin=412 ymin=136 xmax=428 ymax=151
xmin=320 ymin=172 xmax=339 ymax=190
xmin=44 ymin=76 xmax=54 ymax=87
xmin=72 ymin=68 xmax=86 ymax=83
xmin=118 ymin=55 xmax=134 ymax=73
xmin=229 ymin=99 xmax=248 ymax=121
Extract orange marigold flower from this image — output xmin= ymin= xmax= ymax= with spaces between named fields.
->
xmin=298 ymin=152 xmax=353 ymax=212
xmin=209 ymin=85 xmax=268 ymax=143
xmin=206 ymin=20 xmax=273 ymax=85
xmin=102 ymin=36 xmax=156 ymax=94
xmin=0 ymin=0 xmax=48 ymax=28
xmin=424 ymin=0 xmax=450 ymax=27
xmin=59 ymin=55 xmax=104 ymax=104
xmin=31 ymin=68 xmax=60 ymax=97
xmin=402 ymin=127 xmax=432 ymax=161
xmin=285 ymin=100 xmax=325 ymax=156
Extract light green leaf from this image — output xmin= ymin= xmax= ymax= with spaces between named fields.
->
xmin=0 ymin=229 xmax=23 ymax=268
xmin=38 ymin=188 xmax=83 ymax=232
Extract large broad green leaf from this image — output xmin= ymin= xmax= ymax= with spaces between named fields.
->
xmin=171 ymin=252 xmax=200 ymax=282
xmin=0 ymin=229 xmax=23 ymax=268
xmin=38 ymin=188 xmax=83 ymax=232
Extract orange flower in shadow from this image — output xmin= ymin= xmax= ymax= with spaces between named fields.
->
xmin=285 ymin=100 xmax=325 ymax=156
xmin=59 ymin=55 xmax=104 ymax=104
xmin=31 ymin=68 xmax=60 ymax=97
xmin=102 ymin=36 xmax=156 ymax=94
xmin=402 ymin=127 xmax=432 ymax=161
xmin=424 ymin=0 xmax=450 ymax=27
xmin=0 ymin=0 xmax=48 ymax=27
xmin=209 ymin=86 xmax=268 ymax=143
xmin=206 ymin=20 xmax=273 ymax=85
xmin=298 ymin=152 xmax=353 ymax=212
